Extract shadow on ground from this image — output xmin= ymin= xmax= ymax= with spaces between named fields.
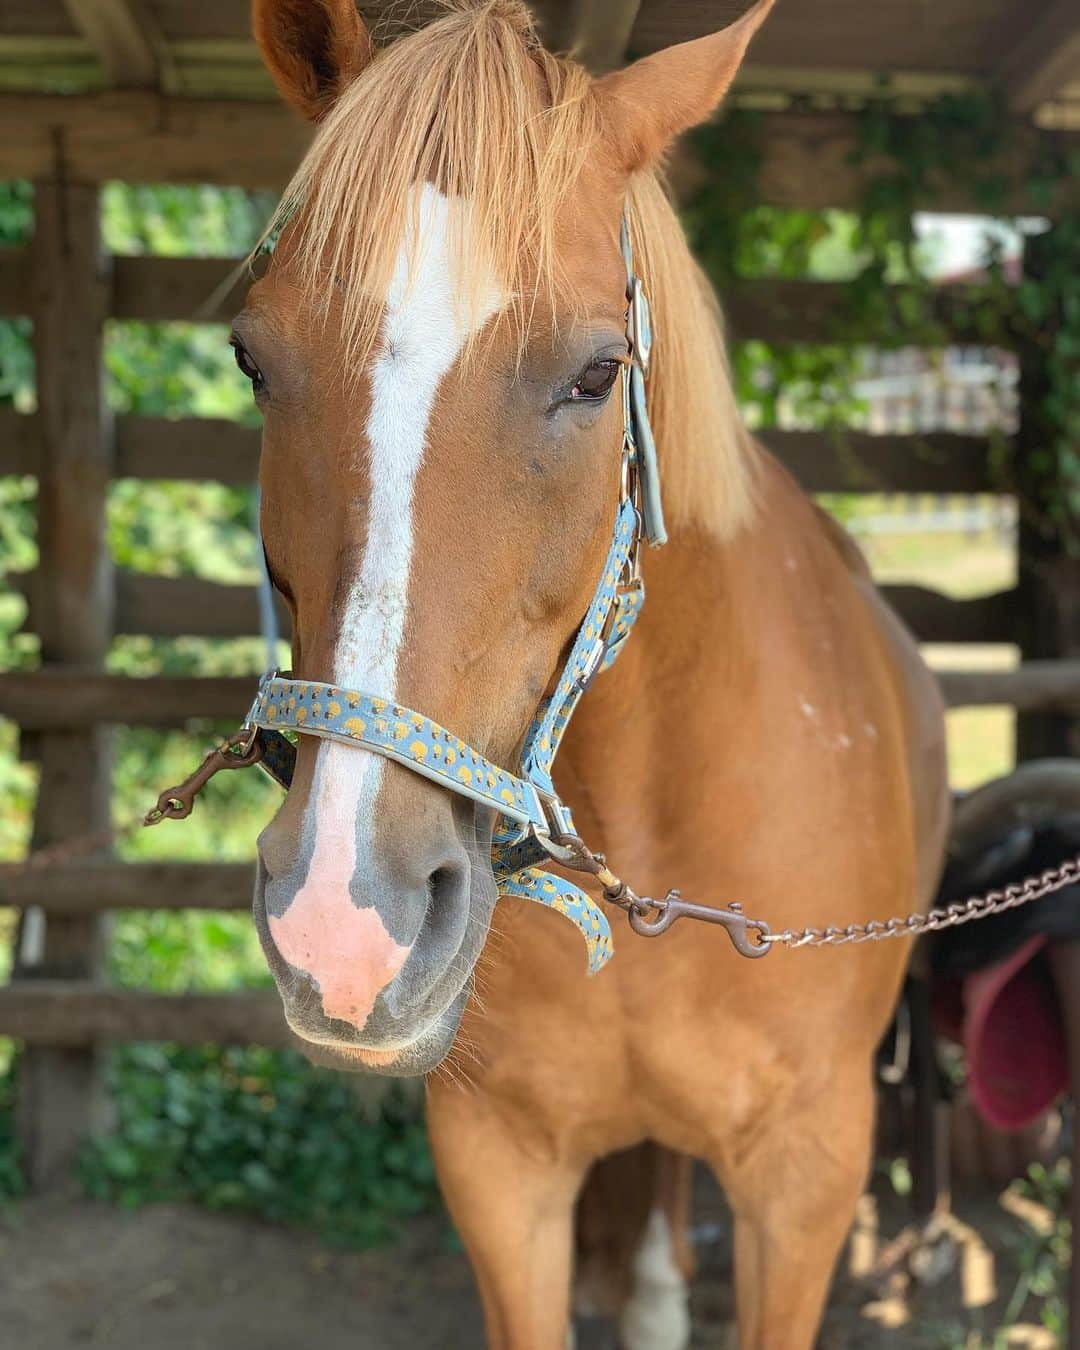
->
xmin=0 ymin=1171 xmax=1058 ymax=1349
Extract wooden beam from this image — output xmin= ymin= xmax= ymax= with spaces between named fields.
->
xmin=7 ymin=660 xmax=1077 ymax=737
xmin=0 ymin=406 xmax=41 ymax=476
xmin=31 ymin=191 xmax=114 ymax=665
xmin=0 ymin=245 xmax=29 ymax=313
xmin=6 ymin=567 xmax=1014 ymax=645
xmin=542 ymin=0 xmax=643 ymax=73
xmin=0 ymin=669 xmax=258 ymax=728
xmin=762 ymin=430 xmax=1000 ymax=495
xmin=2 ymin=861 xmax=256 ymax=913
xmin=0 ymin=251 xmax=1022 ymax=348
xmin=0 ymin=410 xmax=260 ymax=483
xmin=104 ymin=571 xmax=290 ymax=637
xmin=732 ymin=66 xmax=981 ymax=102
xmin=0 ymin=982 xmax=293 ymax=1049
xmin=61 ymin=0 xmax=160 ymax=90
xmin=1013 ymin=229 xmax=1080 ymax=761
xmin=115 ymin=415 xmax=260 ymax=483
xmin=0 ymin=93 xmax=311 ymax=190
xmin=999 ymin=0 xmax=1080 ymax=112
xmin=16 ymin=169 xmax=114 ymax=1189
xmin=3 ymin=409 xmax=1002 ymax=497
xmin=724 ymin=278 xmax=1018 ymax=349
xmin=937 ymin=662 xmax=1080 ymax=714
xmin=885 ymin=586 xmax=1018 ymax=645
xmin=111 ymin=254 xmax=252 ymax=322
xmin=0 ymin=94 xmax=1070 ymax=211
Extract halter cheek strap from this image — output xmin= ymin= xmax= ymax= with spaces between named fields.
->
xmin=243 ymin=212 xmax=663 ymax=976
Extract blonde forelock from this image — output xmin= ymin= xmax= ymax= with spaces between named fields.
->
xmin=260 ymin=0 xmax=756 ymax=541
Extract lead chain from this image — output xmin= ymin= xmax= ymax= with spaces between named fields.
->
xmin=761 ymin=854 xmax=1080 ymax=950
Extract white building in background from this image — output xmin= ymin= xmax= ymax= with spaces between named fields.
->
xmin=853 ymin=214 xmax=1029 ymax=437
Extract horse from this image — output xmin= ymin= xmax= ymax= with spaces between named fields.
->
xmin=241 ymin=1 xmax=950 ymax=1344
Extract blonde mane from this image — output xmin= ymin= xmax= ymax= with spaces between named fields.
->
xmin=264 ymin=0 xmax=756 ymax=539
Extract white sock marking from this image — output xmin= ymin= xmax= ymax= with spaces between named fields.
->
xmin=620 ymin=1208 xmax=691 ymax=1350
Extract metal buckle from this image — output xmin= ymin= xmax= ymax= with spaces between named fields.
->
xmin=144 ymin=726 xmax=265 ymax=826
xmin=621 ymin=366 xmax=635 ymax=450
xmin=629 ymin=277 xmax=652 ymax=376
xmin=619 ymin=442 xmax=635 ymax=504
xmin=575 ymin=637 xmax=607 ymax=693
xmin=627 ymin=893 xmax=771 ymax=958
xmin=529 ymin=791 xmax=578 ymax=856
xmin=574 ymin=574 xmax=643 ymax=695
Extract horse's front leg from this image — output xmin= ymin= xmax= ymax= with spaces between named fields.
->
xmin=428 ymin=1078 xmax=585 ymax=1350
xmin=717 ymin=1059 xmax=875 ymax=1350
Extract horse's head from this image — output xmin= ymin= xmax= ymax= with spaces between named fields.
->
xmin=244 ymin=0 xmax=771 ymax=1073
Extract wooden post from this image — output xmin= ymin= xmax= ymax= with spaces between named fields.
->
xmin=1014 ymin=227 xmax=1080 ymax=762
xmin=13 ymin=150 xmax=115 ymax=1188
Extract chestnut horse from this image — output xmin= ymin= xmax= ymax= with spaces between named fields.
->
xmin=242 ymin=1 xmax=949 ymax=1345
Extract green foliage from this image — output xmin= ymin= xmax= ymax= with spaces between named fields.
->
xmin=1003 ymin=1160 xmax=1072 ymax=1340
xmin=692 ymin=93 xmax=1080 ymax=549
xmin=80 ymin=1044 xmax=438 ymax=1248
xmin=101 ymin=183 xmax=276 ymax=258
xmin=0 ymin=1061 xmax=23 ymax=1206
xmin=109 ymin=909 xmax=270 ymax=994
xmin=108 ymin=481 xmax=257 ymax=588
xmin=685 ymin=111 xmax=870 ymax=430
xmin=0 ymin=184 xmax=36 ymax=413
xmin=107 ymin=320 xmax=259 ymax=423
xmin=0 ymin=179 xmax=31 ymax=242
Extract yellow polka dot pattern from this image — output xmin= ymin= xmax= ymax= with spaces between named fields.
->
xmin=249 ymin=676 xmax=539 ymax=827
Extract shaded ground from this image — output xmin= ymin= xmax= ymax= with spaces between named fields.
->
xmin=1 ymin=1174 xmax=1059 ymax=1350
xmin=2 ymin=1197 xmax=477 ymax=1350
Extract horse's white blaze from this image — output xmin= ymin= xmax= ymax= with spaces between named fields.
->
xmin=294 ymin=185 xmax=503 ymax=951
xmin=619 ymin=1208 xmax=691 ymax=1350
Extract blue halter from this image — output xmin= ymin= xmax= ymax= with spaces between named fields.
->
xmin=242 ymin=216 xmax=666 ymax=974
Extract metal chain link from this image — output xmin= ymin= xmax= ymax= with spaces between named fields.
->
xmin=761 ymin=853 xmax=1080 ymax=950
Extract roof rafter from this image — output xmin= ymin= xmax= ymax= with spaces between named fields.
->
xmin=61 ymin=0 xmax=166 ymax=90
xmin=998 ymin=0 xmax=1080 ymax=111
xmin=541 ymin=0 xmax=643 ymax=74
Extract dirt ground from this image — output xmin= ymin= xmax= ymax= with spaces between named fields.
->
xmin=0 ymin=1175 xmax=1058 ymax=1350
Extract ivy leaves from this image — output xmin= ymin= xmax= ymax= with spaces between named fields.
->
xmin=689 ymin=92 xmax=1079 ymax=552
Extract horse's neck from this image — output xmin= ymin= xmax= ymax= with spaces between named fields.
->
xmin=559 ymin=445 xmax=843 ymax=837
xmin=559 ymin=509 xmax=756 ymax=841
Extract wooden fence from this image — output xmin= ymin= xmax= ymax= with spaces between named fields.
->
xmin=2 ymin=118 xmax=1078 ymax=1186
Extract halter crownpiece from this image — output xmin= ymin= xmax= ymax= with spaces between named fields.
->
xmin=147 ymin=210 xmax=770 ymax=968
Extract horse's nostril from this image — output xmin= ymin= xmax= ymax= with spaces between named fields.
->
xmin=428 ymin=864 xmax=457 ymax=904
xmin=421 ymin=858 xmax=470 ymax=943
xmin=381 ymin=855 xmax=472 ymax=1019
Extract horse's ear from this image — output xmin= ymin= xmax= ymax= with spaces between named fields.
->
xmin=253 ymin=0 xmax=373 ymax=122
xmin=594 ymin=0 xmax=774 ymax=171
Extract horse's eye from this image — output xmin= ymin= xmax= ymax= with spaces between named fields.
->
xmin=230 ymin=337 xmax=264 ymax=391
xmin=570 ymin=359 xmax=621 ymax=402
